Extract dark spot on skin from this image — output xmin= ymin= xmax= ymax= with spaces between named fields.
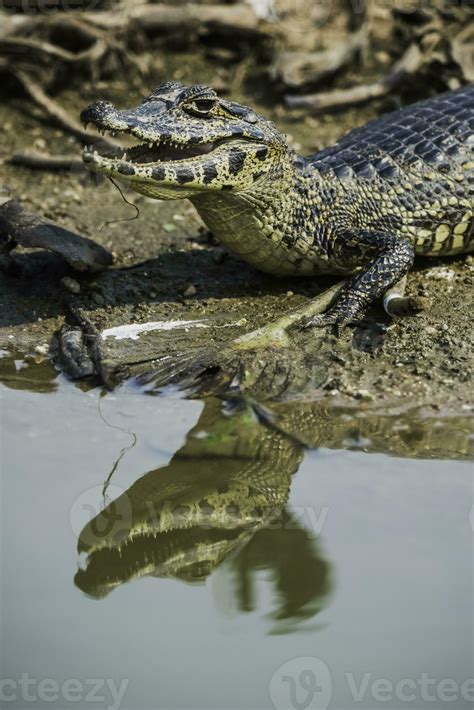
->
xmin=203 ymin=163 xmax=218 ymax=184
xmin=255 ymin=147 xmax=268 ymax=160
xmin=152 ymin=165 xmax=166 ymax=181
xmin=252 ymin=171 xmax=265 ymax=180
xmin=118 ymin=164 xmax=135 ymax=176
xmin=228 ymin=150 xmax=246 ymax=176
xmin=221 ymin=184 xmax=233 ymax=190
xmin=176 ymin=167 xmax=195 ymax=184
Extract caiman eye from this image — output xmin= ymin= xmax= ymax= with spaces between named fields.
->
xmin=184 ymin=98 xmax=217 ymax=117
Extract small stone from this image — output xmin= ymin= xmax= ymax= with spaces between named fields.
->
xmin=34 ymin=344 xmax=48 ymax=356
xmin=33 ymin=137 xmax=47 ymax=151
xmin=356 ymin=389 xmax=374 ymax=401
xmin=60 ymin=276 xmax=81 ymax=294
xmin=183 ymin=284 xmax=197 ymax=297
xmin=375 ymin=51 xmax=391 ymax=65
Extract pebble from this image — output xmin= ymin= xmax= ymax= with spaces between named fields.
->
xmin=183 ymin=284 xmax=197 ymax=297
xmin=34 ymin=344 xmax=49 ymax=356
xmin=375 ymin=50 xmax=391 ymax=64
xmin=60 ymin=276 xmax=81 ymax=294
xmin=33 ymin=137 xmax=47 ymax=151
xmin=356 ymin=389 xmax=374 ymax=401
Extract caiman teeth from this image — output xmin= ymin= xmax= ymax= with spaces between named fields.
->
xmin=84 ymin=128 xmax=235 ymax=166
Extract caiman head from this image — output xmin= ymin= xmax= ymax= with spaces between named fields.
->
xmin=80 ymin=81 xmax=288 ymax=200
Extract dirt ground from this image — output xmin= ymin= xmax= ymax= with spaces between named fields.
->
xmin=0 ymin=50 xmax=473 ymax=414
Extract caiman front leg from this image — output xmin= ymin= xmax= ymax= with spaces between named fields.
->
xmin=302 ymin=231 xmax=415 ymax=329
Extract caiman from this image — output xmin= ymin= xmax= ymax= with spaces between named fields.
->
xmin=81 ymin=82 xmax=474 ymax=328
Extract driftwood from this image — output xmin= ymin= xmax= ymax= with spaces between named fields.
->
xmin=0 ymin=13 xmax=147 ymax=85
xmin=285 ymin=43 xmax=424 ymax=111
xmin=97 ymin=2 xmax=269 ymax=38
xmin=0 ymin=199 xmax=113 ymax=271
xmin=271 ymin=27 xmax=367 ymax=90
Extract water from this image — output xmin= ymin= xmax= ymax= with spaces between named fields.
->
xmin=1 ymin=352 xmax=473 ymax=710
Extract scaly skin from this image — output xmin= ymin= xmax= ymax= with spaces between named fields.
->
xmin=81 ymin=82 xmax=474 ymax=327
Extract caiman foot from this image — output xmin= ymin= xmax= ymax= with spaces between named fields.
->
xmin=300 ymin=295 xmax=369 ymax=334
xmin=301 ymin=312 xmax=346 ymax=336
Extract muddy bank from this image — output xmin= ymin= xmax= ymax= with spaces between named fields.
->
xmin=0 ymin=59 xmax=473 ymax=415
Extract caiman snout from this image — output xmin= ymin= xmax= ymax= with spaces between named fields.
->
xmin=80 ymin=100 xmax=134 ymax=134
xmin=80 ymin=99 xmax=169 ymax=136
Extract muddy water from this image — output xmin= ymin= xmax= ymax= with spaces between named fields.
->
xmin=1 ymin=351 xmax=473 ymax=710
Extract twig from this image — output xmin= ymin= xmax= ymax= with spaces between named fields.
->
xmin=0 ymin=36 xmax=107 ymax=65
xmin=9 ymin=151 xmax=84 ymax=171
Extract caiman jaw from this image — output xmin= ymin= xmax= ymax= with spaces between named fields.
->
xmin=83 ymin=131 xmax=228 ymax=168
xmin=82 ymin=128 xmax=271 ymax=196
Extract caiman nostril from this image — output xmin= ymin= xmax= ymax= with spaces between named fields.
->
xmin=79 ymin=101 xmax=115 ymax=125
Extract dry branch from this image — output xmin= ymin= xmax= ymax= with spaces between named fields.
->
xmin=9 ymin=151 xmax=84 ymax=171
xmin=285 ymin=43 xmax=424 ymax=111
xmin=11 ymin=70 xmax=119 ymax=146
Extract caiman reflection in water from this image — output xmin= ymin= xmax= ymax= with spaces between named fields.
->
xmin=75 ymin=396 xmax=473 ymax=630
